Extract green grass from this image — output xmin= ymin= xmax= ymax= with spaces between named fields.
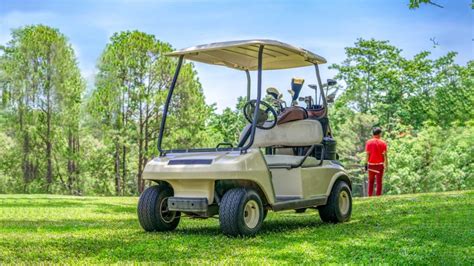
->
xmin=0 ymin=191 xmax=473 ymax=264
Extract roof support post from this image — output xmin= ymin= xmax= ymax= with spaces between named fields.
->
xmin=314 ymin=63 xmax=327 ymax=116
xmin=157 ymin=55 xmax=184 ymax=155
xmin=245 ymin=69 xmax=251 ymax=101
xmin=314 ymin=63 xmax=332 ymax=136
xmin=242 ymin=45 xmax=264 ymax=152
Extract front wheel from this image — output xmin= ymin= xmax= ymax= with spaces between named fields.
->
xmin=219 ymin=188 xmax=264 ymax=237
xmin=318 ymin=180 xmax=352 ymax=223
xmin=137 ymin=185 xmax=180 ymax=231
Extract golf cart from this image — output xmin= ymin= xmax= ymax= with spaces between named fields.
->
xmin=138 ymin=40 xmax=352 ymax=236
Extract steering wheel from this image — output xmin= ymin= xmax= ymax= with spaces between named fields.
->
xmin=243 ymin=100 xmax=278 ymax=130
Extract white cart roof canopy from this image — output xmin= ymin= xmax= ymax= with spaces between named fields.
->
xmin=166 ymin=39 xmax=327 ymax=70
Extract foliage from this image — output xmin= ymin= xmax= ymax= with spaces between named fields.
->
xmin=386 ymin=122 xmax=474 ymax=194
xmin=0 ymin=131 xmax=21 ymax=193
xmin=0 ymin=191 xmax=472 ymax=264
xmin=409 ymin=0 xmax=443 ymax=9
xmin=409 ymin=0 xmax=474 ymax=9
xmin=89 ymin=30 xmax=171 ymax=195
xmin=0 ymin=26 xmax=472 ymax=196
xmin=88 ymin=31 xmax=214 ymax=194
xmin=408 ymin=0 xmax=474 ymax=9
xmin=208 ymin=96 xmax=247 ymax=144
xmin=331 ymin=38 xmax=473 ymax=195
xmin=330 ymin=39 xmax=473 ymax=129
xmin=0 ymin=25 xmax=85 ymax=194
xmin=164 ymin=62 xmax=218 ymax=149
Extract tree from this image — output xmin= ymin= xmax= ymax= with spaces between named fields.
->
xmin=409 ymin=0 xmax=444 ymax=9
xmin=0 ymin=25 xmax=85 ymax=193
xmin=408 ymin=0 xmax=474 ymax=9
xmin=331 ymin=39 xmax=473 ymax=130
xmin=163 ymin=63 xmax=217 ymax=150
xmin=330 ymin=38 xmax=473 ymax=196
xmin=386 ymin=122 xmax=473 ymax=194
xmin=208 ymin=97 xmax=247 ymax=145
xmin=90 ymin=31 xmax=212 ymax=194
xmin=330 ymin=39 xmax=404 ymax=127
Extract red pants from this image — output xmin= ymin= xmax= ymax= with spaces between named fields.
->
xmin=368 ymin=164 xmax=384 ymax=197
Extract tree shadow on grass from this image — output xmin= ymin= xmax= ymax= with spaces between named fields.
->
xmin=92 ymin=203 xmax=137 ymax=214
xmin=0 ymin=201 xmax=90 ymax=208
xmin=0 ymin=200 xmax=137 ymax=214
xmin=2 ymin=193 xmax=472 ymax=264
xmin=2 ymin=209 xmax=471 ymax=264
xmin=0 ymin=218 xmax=138 ymax=233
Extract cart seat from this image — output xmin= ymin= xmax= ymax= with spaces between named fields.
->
xmin=240 ymin=119 xmax=323 ymax=148
xmin=264 ymin=155 xmax=319 ymax=168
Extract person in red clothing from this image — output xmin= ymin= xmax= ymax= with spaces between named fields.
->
xmin=365 ymin=127 xmax=388 ymax=197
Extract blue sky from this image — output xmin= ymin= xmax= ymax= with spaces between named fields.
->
xmin=1 ymin=0 xmax=472 ymax=110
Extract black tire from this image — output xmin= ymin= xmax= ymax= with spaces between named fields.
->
xmin=318 ymin=180 xmax=352 ymax=223
xmin=137 ymin=185 xmax=180 ymax=232
xmin=219 ymin=188 xmax=264 ymax=237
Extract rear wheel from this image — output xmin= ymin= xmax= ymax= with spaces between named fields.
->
xmin=318 ymin=180 xmax=352 ymax=223
xmin=137 ymin=185 xmax=180 ymax=231
xmin=219 ymin=188 xmax=264 ymax=237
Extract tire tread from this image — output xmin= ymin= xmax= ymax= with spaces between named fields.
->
xmin=318 ymin=180 xmax=352 ymax=223
xmin=137 ymin=185 xmax=180 ymax=232
xmin=219 ymin=188 xmax=263 ymax=237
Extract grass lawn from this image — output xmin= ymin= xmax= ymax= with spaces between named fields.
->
xmin=0 ymin=190 xmax=472 ymax=264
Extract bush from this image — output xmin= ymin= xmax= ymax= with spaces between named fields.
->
xmin=385 ymin=122 xmax=473 ymax=194
xmin=0 ymin=132 xmax=22 ymax=193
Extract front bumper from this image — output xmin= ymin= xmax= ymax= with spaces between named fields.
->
xmin=168 ymin=197 xmax=208 ymax=212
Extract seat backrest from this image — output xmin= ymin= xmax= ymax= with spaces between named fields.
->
xmin=239 ymin=119 xmax=323 ymax=148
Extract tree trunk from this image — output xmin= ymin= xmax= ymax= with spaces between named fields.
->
xmin=75 ymin=135 xmax=81 ymax=195
xmin=67 ymin=131 xmax=73 ymax=193
xmin=137 ymin=103 xmax=144 ymax=193
xmin=122 ymin=144 xmax=126 ymax=195
xmin=142 ymin=103 xmax=150 ymax=193
xmin=19 ymin=107 xmax=28 ymax=181
xmin=114 ymin=141 xmax=121 ymax=195
xmin=19 ymin=98 xmax=36 ymax=190
xmin=120 ymin=85 xmax=127 ymax=195
xmin=45 ymin=82 xmax=53 ymax=192
xmin=67 ymin=130 xmax=79 ymax=194
xmin=46 ymin=124 xmax=53 ymax=190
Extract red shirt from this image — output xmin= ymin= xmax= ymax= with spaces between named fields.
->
xmin=365 ymin=136 xmax=387 ymax=164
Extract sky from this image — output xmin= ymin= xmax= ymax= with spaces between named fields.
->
xmin=0 ymin=0 xmax=472 ymax=111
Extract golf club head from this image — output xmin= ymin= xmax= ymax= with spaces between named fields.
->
xmin=291 ymin=78 xmax=304 ymax=102
xmin=308 ymin=84 xmax=318 ymax=90
xmin=288 ymin=89 xmax=295 ymax=98
xmin=266 ymin=87 xmax=280 ymax=100
xmin=327 ymin=79 xmax=337 ymax=86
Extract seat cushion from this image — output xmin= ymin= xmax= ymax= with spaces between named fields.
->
xmin=240 ymin=119 xmax=323 ymax=148
xmin=264 ymin=155 xmax=319 ymax=168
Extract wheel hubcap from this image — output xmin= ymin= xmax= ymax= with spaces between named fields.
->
xmin=243 ymin=200 xmax=260 ymax=229
xmin=159 ymin=197 xmax=176 ymax=223
xmin=338 ymin=191 xmax=350 ymax=215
